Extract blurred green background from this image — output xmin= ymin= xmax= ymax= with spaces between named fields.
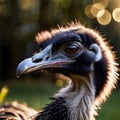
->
xmin=0 ymin=0 xmax=120 ymax=120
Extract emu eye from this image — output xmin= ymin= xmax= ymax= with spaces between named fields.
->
xmin=65 ymin=44 xmax=79 ymax=55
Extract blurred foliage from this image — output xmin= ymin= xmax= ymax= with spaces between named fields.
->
xmin=0 ymin=0 xmax=120 ymax=80
xmin=1 ymin=80 xmax=120 ymax=120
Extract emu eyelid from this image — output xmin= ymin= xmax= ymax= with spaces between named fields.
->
xmin=62 ymin=42 xmax=84 ymax=58
xmin=64 ymin=44 xmax=79 ymax=55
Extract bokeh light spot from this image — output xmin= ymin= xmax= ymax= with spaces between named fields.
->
xmin=19 ymin=0 xmax=35 ymax=10
xmin=112 ymin=8 xmax=120 ymax=22
xmin=91 ymin=3 xmax=105 ymax=17
xmin=97 ymin=9 xmax=112 ymax=25
xmin=85 ymin=5 xmax=95 ymax=18
xmin=56 ymin=79 xmax=64 ymax=87
xmin=97 ymin=0 xmax=108 ymax=8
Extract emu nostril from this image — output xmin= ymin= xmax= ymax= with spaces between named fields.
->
xmin=32 ymin=54 xmax=50 ymax=63
xmin=46 ymin=56 xmax=49 ymax=60
xmin=33 ymin=58 xmax=43 ymax=63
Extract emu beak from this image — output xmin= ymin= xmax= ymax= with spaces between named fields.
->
xmin=16 ymin=45 xmax=74 ymax=78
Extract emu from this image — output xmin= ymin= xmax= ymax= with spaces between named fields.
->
xmin=0 ymin=23 xmax=118 ymax=120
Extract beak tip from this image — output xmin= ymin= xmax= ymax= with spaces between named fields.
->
xmin=16 ymin=62 xmax=26 ymax=78
xmin=16 ymin=58 xmax=32 ymax=78
xmin=16 ymin=67 xmax=22 ymax=78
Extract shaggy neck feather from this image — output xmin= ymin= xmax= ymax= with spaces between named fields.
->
xmin=55 ymin=73 xmax=95 ymax=120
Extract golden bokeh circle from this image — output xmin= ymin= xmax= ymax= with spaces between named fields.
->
xmin=97 ymin=9 xmax=112 ymax=25
xmin=85 ymin=5 xmax=95 ymax=18
xmin=112 ymin=8 xmax=120 ymax=22
xmin=90 ymin=3 xmax=105 ymax=17
xmin=97 ymin=0 xmax=108 ymax=8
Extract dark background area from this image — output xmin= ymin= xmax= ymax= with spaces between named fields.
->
xmin=0 ymin=0 xmax=120 ymax=81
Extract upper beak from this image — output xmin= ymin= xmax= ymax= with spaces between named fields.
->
xmin=16 ymin=45 xmax=74 ymax=78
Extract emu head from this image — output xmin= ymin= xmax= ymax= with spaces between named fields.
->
xmin=16 ymin=23 xmax=119 ymax=119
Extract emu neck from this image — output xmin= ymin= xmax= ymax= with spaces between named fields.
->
xmin=56 ymin=73 xmax=95 ymax=120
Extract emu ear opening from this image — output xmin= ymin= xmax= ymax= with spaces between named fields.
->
xmin=90 ymin=44 xmax=102 ymax=62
